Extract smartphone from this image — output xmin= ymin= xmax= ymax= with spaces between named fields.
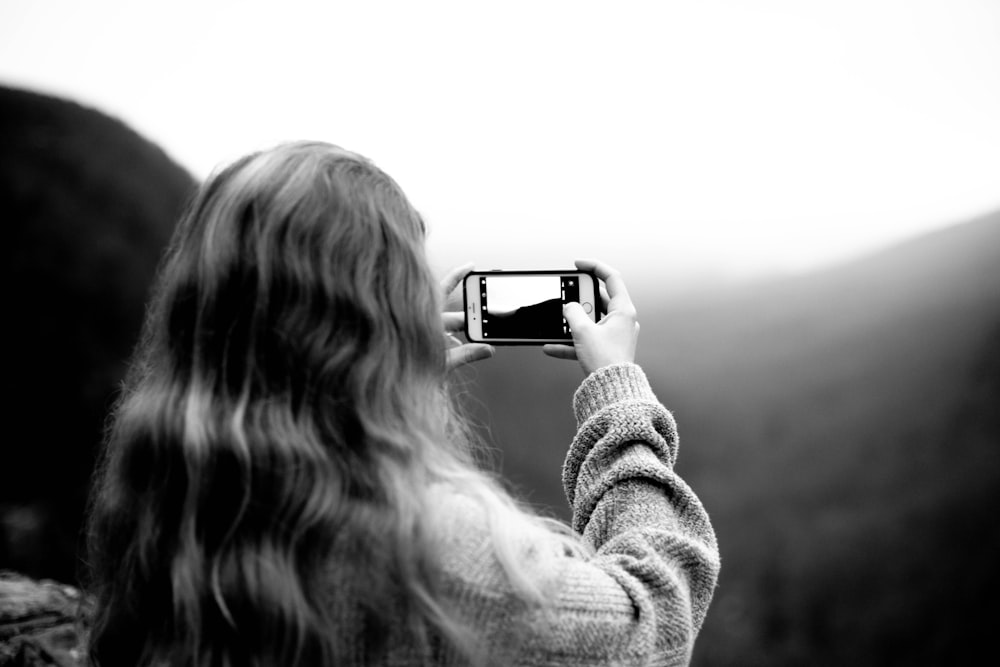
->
xmin=463 ymin=270 xmax=601 ymax=344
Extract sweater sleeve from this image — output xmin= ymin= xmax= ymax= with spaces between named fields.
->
xmin=436 ymin=363 xmax=719 ymax=666
xmin=503 ymin=362 xmax=719 ymax=666
xmin=552 ymin=362 xmax=720 ymax=663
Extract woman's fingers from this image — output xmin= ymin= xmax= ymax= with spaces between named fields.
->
xmin=442 ymin=312 xmax=465 ymax=332
xmin=440 ymin=263 xmax=486 ymax=370
xmin=551 ymin=261 xmax=639 ymax=375
xmin=574 ymin=259 xmax=634 ymax=315
xmin=542 ymin=344 xmax=577 ymax=360
xmin=447 ymin=343 xmax=494 ymax=370
xmin=440 ymin=262 xmax=475 ymax=298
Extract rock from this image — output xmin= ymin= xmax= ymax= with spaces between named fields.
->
xmin=0 ymin=571 xmax=91 ymax=667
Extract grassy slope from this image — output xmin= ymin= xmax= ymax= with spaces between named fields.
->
xmin=462 ymin=212 xmax=1000 ymax=665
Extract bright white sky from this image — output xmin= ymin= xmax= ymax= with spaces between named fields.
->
xmin=3 ymin=0 xmax=999 ymax=286
xmin=484 ymin=275 xmax=562 ymax=314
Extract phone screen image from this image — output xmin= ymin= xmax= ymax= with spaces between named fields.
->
xmin=479 ymin=274 xmax=581 ymax=340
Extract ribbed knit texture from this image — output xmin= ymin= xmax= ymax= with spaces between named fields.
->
xmin=323 ymin=362 xmax=720 ymax=665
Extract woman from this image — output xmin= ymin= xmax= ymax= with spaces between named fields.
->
xmin=85 ymin=142 xmax=719 ymax=666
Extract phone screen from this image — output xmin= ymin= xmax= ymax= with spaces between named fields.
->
xmin=479 ymin=274 xmax=581 ymax=340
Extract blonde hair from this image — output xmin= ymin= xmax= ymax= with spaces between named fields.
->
xmin=85 ymin=141 xmax=586 ymax=666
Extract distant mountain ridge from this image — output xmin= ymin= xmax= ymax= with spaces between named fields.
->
xmin=649 ymin=211 xmax=1000 ymax=665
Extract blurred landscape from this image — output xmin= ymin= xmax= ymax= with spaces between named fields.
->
xmin=3 ymin=84 xmax=999 ymax=665
xmin=466 ymin=211 xmax=1000 ymax=665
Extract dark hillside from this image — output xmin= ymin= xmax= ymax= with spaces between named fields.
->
xmin=464 ymin=212 xmax=1000 ymax=665
xmin=0 ymin=85 xmax=196 ymax=582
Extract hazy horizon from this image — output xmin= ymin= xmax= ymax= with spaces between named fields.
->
xmin=432 ymin=205 xmax=1000 ymax=300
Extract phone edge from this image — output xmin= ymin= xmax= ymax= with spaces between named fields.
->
xmin=461 ymin=269 xmax=599 ymax=345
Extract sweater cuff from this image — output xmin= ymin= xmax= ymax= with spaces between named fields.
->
xmin=573 ymin=363 xmax=658 ymax=425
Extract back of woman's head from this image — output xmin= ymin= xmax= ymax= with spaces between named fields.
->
xmin=86 ymin=142 xmax=466 ymax=666
xmin=165 ymin=141 xmax=443 ymax=405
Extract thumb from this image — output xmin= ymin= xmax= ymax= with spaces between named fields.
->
xmin=563 ymin=302 xmax=591 ymax=332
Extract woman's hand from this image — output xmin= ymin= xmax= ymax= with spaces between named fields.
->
xmin=440 ymin=263 xmax=495 ymax=371
xmin=542 ymin=259 xmax=639 ymax=376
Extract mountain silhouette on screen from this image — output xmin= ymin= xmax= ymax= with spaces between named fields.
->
xmin=485 ymin=298 xmax=568 ymax=339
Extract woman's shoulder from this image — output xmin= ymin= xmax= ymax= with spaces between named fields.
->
xmin=425 ymin=483 xmax=494 ymax=558
xmin=425 ymin=483 xmax=576 ymax=592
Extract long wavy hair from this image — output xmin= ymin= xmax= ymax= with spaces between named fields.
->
xmin=85 ymin=142 xmax=583 ymax=666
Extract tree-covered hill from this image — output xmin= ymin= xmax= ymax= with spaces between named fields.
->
xmin=0 ymin=85 xmax=196 ymax=582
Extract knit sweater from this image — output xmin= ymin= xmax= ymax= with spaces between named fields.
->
xmin=331 ymin=362 xmax=720 ymax=666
